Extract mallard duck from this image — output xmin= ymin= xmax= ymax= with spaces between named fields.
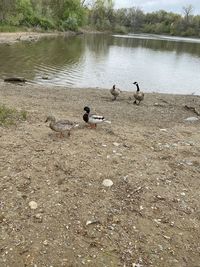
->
xmin=83 ymin=106 xmax=111 ymax=128
xmin=45 ymin=115 xmax=79 ymax=137
xmin=133 ymin=82 xmax=144 ymax=105
xmin=110 ymin=84 xmax=121 ymax=101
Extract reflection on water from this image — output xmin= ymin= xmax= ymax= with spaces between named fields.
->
xmin=0 ymin=33 xmax=200 ymax=95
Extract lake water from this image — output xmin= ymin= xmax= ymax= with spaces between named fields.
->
xmin=0 ymin=33 xmax=200 ymax=95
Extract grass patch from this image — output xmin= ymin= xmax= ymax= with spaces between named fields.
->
xmin=0 ymin=105 xmax=27 ymax=126
xmin=0 ymin=25 xmax=28 ymax=32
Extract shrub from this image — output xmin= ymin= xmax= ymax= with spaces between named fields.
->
xmin=114 ymin=24 xmax=128 ymax=34
xmin=61 ymin=16 xmax=79 ymax=31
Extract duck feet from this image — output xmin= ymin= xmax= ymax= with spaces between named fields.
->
xmin=88 ymin=124 xmax=96 ymax=129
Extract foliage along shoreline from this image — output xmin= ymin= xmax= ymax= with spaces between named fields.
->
xmin=0 ymin=1 xmax=199 ymax=38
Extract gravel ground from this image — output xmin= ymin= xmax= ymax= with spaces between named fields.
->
xmin=0 ymin=81 xmax=200 ymax=267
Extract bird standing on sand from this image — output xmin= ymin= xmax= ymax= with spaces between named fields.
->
xmin=45 ymin=115 xmax=79 ymax=137
xmin=133 ymin=82 xmax=144 ymax=105
xmin=83 ymin=106 xmax=111 ymax=128
xmin=110 ymin=84 xmax=121 ymax=101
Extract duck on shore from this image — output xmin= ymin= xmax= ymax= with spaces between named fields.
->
xmin=133 ymin=82 xmax=144 ymax=105
xmin=110 ymin=84 xmax=121 ymax=101
xmin=45 ymin=115 xmax=79 ymax=137
xmin=83 ymin=106 xmax=111 ymax=128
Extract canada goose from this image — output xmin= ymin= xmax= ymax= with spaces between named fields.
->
xmin=133 ymin=82 xmax=144 ymax=105
xmin=110 ymin=84 xmax=121 ymax=101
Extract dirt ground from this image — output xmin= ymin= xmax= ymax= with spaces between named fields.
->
xmin=0 ymin=81 xmax=200 ymax=267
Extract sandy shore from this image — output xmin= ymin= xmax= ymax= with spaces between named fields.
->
xmin=0 ymin=31 xmax=77 ymax=44
xmin=0 ymin=81 xmax=200 ymax=267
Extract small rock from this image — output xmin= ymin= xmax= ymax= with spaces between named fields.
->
xmin=163 ymin=235 xmax=171 ymax=240
xmin=184 ymin=117 xmax=199 ymax=122
xmin=86 ymin=220 xmax=100 ymax=226
xmin=29 ymin=201 xmax=38 ymax=210
xmin=34 ymin=213 xmax=43 ymax=223
xmin=102 ymin=179 xmax=113 ymax=187
xmin=154 ymin=219 xmax=162 ymax=224
xmin=0 ymin=214 xmax=5 ymax=223
xmin=113 ymin=142 xmax=120 ymax=147
xmin=43 ymin=240 xmax=48 ymax=246
xmin=42 ymin=75 xmax=49 ymax=80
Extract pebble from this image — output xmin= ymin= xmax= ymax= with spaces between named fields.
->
xmin=34 ymin=213 xmax=43 ymax=222
xmin=184 ymin=117 xmax=199 ymax=122
xmin=29 ymin=201 xmax=38 ymax=210
xmin=113 ymin=142 xmax=120 ymax=147
xmin=163 ymin=235 xmax=171 ymax=240
xmin=102 ymin=179 xmax=113 ymax=187
xmin=43 ymin=240 xmax=48 ymax=246
xmin=86 ymin=220 xmax=99 ymax=226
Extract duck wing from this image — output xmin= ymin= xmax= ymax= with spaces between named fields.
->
xmin=89 ymin=114 xmax=105 ymax=124
xmin=55 ymin=120 xmax=79 ymax=131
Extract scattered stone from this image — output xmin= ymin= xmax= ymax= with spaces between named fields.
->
xmin=154 ymin=219 xmax=162 ymax=224
xmin=102 ymin=179 xmax=113 ymax=187
xmin=34 ymin=213 xmax=43 ymax=223
xmin=132 ymin=262 xmax=143 ymax=267
xmin=156 ymin=195 xmax=166 ymax=200
xmin=184 ymin=117 xmax=199 ymax=122
xmin=113 ymin=142 xmax=120 ymax=147
xmin=0 ymin=214 xmax=5 ymax=223
xmin=43 ymin=240 xmax=48 ymax=246
xmin=42 ymin=75 xmax=49 ymax=80
xmin=86 ymin=220 xmax=100 ymax=226
xmin=29 ymin=201 xmax=38 ymax=210
xmin=163 ymin=235 xmax=171 ymax=240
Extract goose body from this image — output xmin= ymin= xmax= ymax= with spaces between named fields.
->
xmin=133 ymin=82 xmax=144 ymax=105
xmin=110 ymin=84 xmax=121 ymax=100
xmin=45 ymin=116 xmax=79 ymax=137
xmin=83 ymin=106 xmax=110 ymax=128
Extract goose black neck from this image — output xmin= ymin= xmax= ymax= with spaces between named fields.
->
xmin=136 ymin=84 xmax=140 ymax=91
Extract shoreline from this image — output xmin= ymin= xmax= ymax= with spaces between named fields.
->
xmin=0 ymin=31 xmax=78 ymax=44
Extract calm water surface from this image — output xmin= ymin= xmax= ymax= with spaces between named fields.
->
xmin=0 ymin=33 xmax=200 ymax=95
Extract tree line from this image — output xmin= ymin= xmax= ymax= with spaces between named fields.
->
xmin=0 ymin=0 xmax=199 ymax=37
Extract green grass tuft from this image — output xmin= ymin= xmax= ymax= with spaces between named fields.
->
xmin=0 ymin=105 xmax=27 ymax=126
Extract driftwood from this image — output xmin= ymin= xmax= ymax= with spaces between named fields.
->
xmin=4 ymin=77 xmax=27 ymax=83
xmin=184 ymin=105 xmax=200 ymax=116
